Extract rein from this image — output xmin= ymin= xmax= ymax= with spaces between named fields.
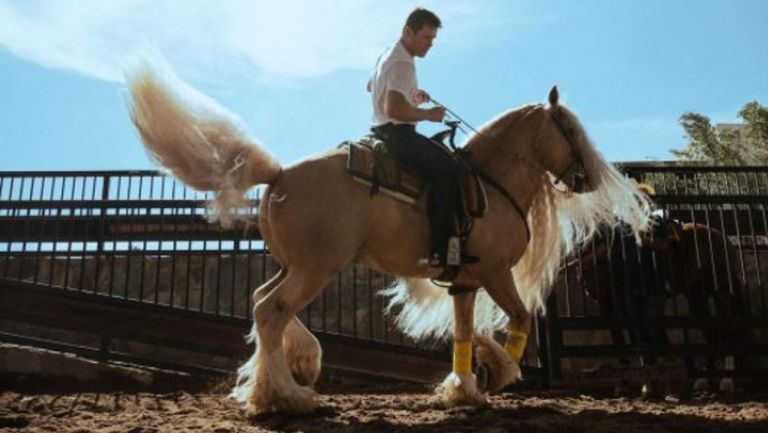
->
xmin=472 ymin=167 xmax=531 ymax=242
xmin=432 ymin=98 xmax=531 ymax=242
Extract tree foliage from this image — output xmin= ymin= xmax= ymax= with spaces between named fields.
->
xmin=672 ymin=101 xmax=768 ymax=165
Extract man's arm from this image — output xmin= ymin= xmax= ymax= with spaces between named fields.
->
xmin=385 ymin=90 xmax=445 ymax=123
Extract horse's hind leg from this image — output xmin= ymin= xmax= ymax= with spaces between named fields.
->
xmin=231 ymin=268 xmax=322 ymax=408
xmin=231 ymin=269 xmax=286 ymax=405
xmin=246 ymin=268 xmax=331 ymax=415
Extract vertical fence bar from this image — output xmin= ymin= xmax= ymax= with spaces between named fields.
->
xmin=76 ymin=176 xmax=92 ymax=292
xmin=731 ymin=174 xmax=748 ymax=296
xmin=746 ymin=201 xmax=763 ymax=314
xmin=31 ymin=176 xmax=46 ymax=285
xmin=352 ymin=263 xmax=358 ymax=339
xmin=49 ymin=176 xmax=65 ymax=288
xmin=368 ymin=268 xmax=374 ymax=340
xmin=154 ymin=176 xmax=165 ymax=305
xmin=714 ymin=205 xmax=733 ymax=296
xmin=1 ymin=176 xmax=14 ymax=279
xmin=95 ymin=175 xmax=109 ymax=295
xmin=45 ymin=176 xmax=56 ymax=288
xmin=322 ymin=271 xmax=328 ymax=333
xmin=184 ymin=185 xmax=192 ymax=310
xmin=337 ymin=272 xmax=343 ymax=334
xmin=124 ymin=176 xmax=134 ymax=298
xmin=216 ymin=235 xmax=223 ymax=316
xmin=18 ymin=176 xmax=32 ymax=281
xmin=199 ymin=245 xmax=207 ymax=314
xmin=138 ymin=175 xmax=147 ymax=302
xmin=109 ymin=176 xmax=121 ymax=297
xmin=231 ymin=238 xmax=238 ymax=318
xmin=63 ymin=177 xmax=77 ymax=290
xmin=169 ymin=178 xmax=178 ymax=309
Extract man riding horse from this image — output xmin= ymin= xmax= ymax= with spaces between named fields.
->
xmin=367 ymin=8 xmax=464 ymax=268
xmin=126 ymin=18 xmax=652 ymax=412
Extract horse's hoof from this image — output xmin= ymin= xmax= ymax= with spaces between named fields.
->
xmin=245 ymin=385 xmax=318 ymax=416
xmin=435 ymin=373 xmax=487 ymax=407
xmin=280 ymin=386 xmax=318 ymax=414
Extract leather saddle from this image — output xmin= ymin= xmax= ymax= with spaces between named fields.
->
xmin=343 ymin=135 xmax=488 ymax=225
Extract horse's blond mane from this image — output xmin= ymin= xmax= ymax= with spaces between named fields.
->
xmin=464 ymin=104 xmax=541 ymax=149
xmin=512 ymin=104 xmax=652 ymax=313
xmin=387 ymin=102 xmax=652 ymax=339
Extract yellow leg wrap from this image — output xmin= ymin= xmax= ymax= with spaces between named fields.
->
xmin=505 ymin=330 xmax=528 ymax=362
xmin=453 ymin=341 xmax=473 ymax=375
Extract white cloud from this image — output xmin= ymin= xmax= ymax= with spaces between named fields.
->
xmin=0 ymin=0 xmax=503 ymax=85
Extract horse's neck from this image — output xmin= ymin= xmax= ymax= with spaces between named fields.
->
xmin=468 ymin=141 xmax=543 ymax=213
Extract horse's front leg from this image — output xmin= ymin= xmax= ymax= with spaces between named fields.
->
xmin=436 ymin=290 xmax=487 ymax=407
xmin=475 ymin=271 xmax=526 ymax=392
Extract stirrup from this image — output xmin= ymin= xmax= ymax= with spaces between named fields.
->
xmin=427 ymin=253 xmax=479 ymax=268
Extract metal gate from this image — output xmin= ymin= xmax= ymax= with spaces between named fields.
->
xmin=547 ymin=163 xmax=768 ymax=385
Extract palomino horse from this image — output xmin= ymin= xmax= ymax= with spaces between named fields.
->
xmin=125 ymin=59 xmax=651 ymax=415
xmin=570 ymin=219 xmax=750 ymax=396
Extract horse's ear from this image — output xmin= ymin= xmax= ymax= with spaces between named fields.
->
xmin=548 ymin=86 xmax=559 ymax=107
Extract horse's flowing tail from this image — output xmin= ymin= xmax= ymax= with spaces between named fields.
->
xmin=125 ymin=57 xmax=281 ymax=227
xmin=382 ymin=279 xmax=507 ymax=341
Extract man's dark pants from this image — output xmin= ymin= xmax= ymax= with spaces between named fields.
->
xmin=373 ymin=123 xmax=462 ymax=257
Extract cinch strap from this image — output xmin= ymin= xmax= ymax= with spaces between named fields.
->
xmin=453 ymin=340 xmax=472 ymax=375
xmin=504 ymin=330 xmax=528 ymax=362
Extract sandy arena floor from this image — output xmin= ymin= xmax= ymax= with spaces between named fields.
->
xmin=2 ymin=376 xmax=768 ymax=433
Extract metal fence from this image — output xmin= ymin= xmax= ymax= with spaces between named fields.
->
xmin=3 ymin=166 xmax=768 ymax=385
xmin=0 ymin=171 xmax=422 ymax=346
xmin=547 ymin=163 xmax=768 ymax=382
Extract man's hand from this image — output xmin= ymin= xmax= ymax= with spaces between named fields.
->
xmin=423 ymin=106 xmax=446 ymax=122
xmin=385 ymin=90 xmax=444 ymax=123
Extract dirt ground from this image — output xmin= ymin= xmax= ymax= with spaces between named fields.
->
xmin=2 ymin=375 xmax=768 ymax=433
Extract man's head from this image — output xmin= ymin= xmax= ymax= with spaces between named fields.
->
xmin=401 ymin=8 xmax=441 ymax=58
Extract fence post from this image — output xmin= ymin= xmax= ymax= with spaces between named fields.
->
xmin=543 ymin=292 xmax=563 ymax=383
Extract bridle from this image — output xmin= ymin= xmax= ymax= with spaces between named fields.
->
xmin=433 ymin=99 xmax=588 ymax=194
xmin=549 ymin=107 xmax=587 ymax=193
xmin=427 ymin=99 xmax=590 ymax=244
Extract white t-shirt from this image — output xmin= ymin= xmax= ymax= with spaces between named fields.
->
xmin=368 ymin=41 xmax=419 ymax=127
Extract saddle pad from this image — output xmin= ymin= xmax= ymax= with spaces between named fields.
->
xmin=345 ymin=137 xmax=487 ymax=217
xmin=346 ymin=138 xmax=424 ymax=204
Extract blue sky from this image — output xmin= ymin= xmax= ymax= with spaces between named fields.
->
xmin=1 ymin=0 xmax=766 ymax=170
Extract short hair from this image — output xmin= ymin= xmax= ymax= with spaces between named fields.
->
xmin=405 ymin=8 xmax=441 ymax=32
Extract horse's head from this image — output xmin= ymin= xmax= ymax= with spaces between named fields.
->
xmin=537 ymin=87 xmax=593 ymax=194
xmin=470 ymin=87 xmax=594 ymax=194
